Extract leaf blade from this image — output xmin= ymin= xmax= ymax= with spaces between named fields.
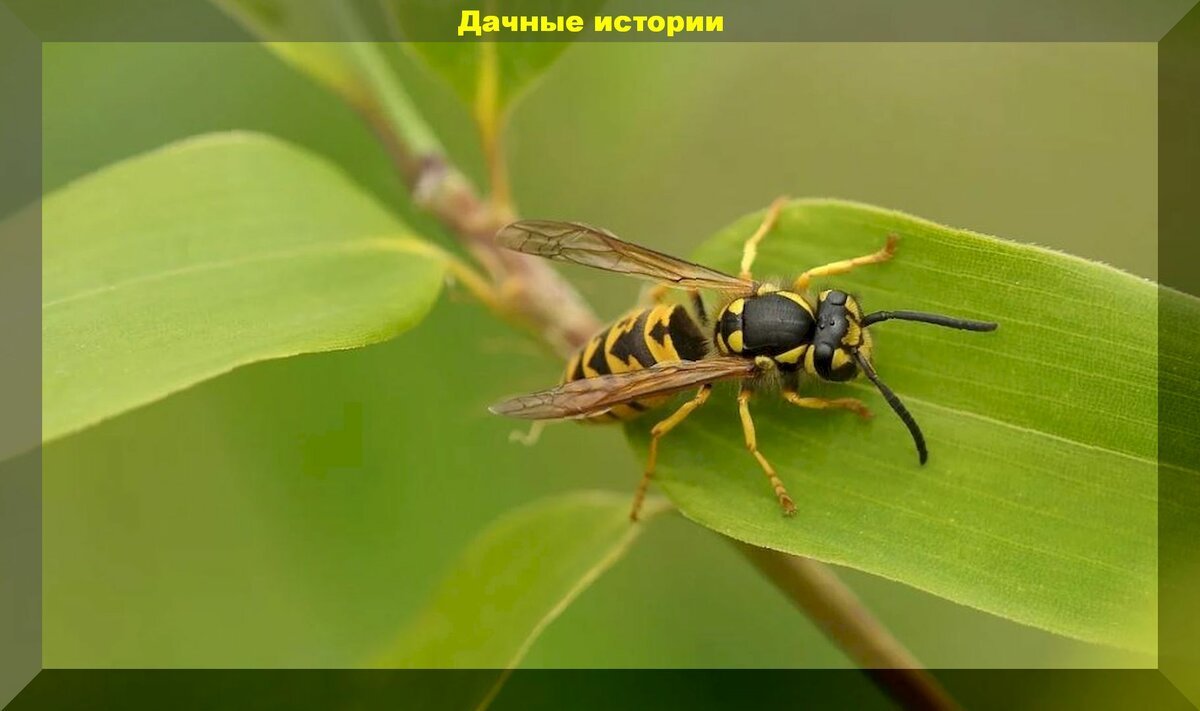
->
xmin=378 ymin=491 xmax=669 ymax=668
xmin=624 ymin=199 xmax=1176 ymax=652
xmin=42 ymin=132 xmax=445 ymax=442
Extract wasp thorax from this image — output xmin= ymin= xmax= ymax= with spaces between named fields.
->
xmin=714 ymin=290 xmax=815 ymax=368
xmin=808 ymin=289 xmax=867 ymax=382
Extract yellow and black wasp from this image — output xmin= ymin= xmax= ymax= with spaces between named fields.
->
xmin=489 ymin=199 xmax=998 ymax=521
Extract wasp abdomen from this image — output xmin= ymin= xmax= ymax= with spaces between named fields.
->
xmin=563 ymin=304 xmax=707 ymax=422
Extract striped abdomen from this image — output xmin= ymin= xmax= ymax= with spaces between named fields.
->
xmin=563 ymin=304 xmax=708 ymax=422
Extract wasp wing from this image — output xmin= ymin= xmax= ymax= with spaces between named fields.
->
xmin=496 ymin=220 xmax=754 ymax=292
xmin=490 ymin=358 xmax=758 ymax=421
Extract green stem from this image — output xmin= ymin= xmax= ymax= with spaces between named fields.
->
xmin=736 ymin=542 xmax=960 ymax=711
xmin=336 ymin=27 xmax=442 ymax=159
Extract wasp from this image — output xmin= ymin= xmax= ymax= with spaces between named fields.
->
xmin=489 ymin=199 xmax=998 ymax=521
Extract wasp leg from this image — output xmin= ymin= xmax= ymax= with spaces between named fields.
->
xmin=737 ymin=387 xmax=797 ymax=516
xmin=739 ymin=196 xmax=789 ymax=281
xmin=689 ymin=289 xmax=708 ymax=325
xmin=509 ymin=421 xmax=546 ymax=446
xmin=646 ymin=286 xmax=707 ymax=325
xmin=632 ymin=385 xmax=712 ymax=521
xmin=782 ymin=390 xmax=873 ymax=419
xmin=793 ymin=233 xmax=898 ymax=293
xmin=644 ymin=284 xmax=670 ymax=305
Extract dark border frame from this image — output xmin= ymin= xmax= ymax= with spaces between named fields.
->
xmin=3 ymin=0 xmax=1198 ymax=707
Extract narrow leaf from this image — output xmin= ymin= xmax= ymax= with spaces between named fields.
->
xmin=43 ymin=132 xmax=445 ymax=442
xmin=378 ymin=491 xmax=669 ymax=668
xmin=623 ymin=199 xmax=1181 ymax=652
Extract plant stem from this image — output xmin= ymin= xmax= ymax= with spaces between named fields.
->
xmin=224 ymin=0 xmax=599 ymax=354
xmin=355 ymin=74 xmax=599 ymax=355
xmin=473 ymin=40 xmax=514 ymax=214
xmin=340 ymin=36 xmax=958 ymax=711
xmin=735 ymin=542 xmax=960 ymax=711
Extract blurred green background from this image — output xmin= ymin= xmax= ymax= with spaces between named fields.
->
xmin=42 ymin=41 xmax=1156 ymax=674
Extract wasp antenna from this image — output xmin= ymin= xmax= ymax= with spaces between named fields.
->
xmin=853 ymin=352 xmax=927 ymax=465
xmin=862 ymin=310 xmax=997 ymax=332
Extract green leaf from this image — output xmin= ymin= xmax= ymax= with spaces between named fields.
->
xmin=378 ymin=491 xmax=669 ymax=670
xmin=625 ymin=198 xmax=1181 ymax=653
xmin=43 ymin=131 xmax=445 ymax=443
xmin=385 ymin=0 xmax=604 ymax=120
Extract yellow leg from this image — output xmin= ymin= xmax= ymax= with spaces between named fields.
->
xmin=739 ymin=196 xmax=789 ymax=280
xmin=645 ymin=287 xmax=706 ymax=324
xmin=782 ymin=391 xmax=873 ymax=419
xmin=509 ymin=421 xmax=546 ymax=446
xmin=632 ymin=385 xmax=712 ymax=521
xmin=793 ymin=233 xmax=899 ymax=292
xmin=737 ymin=388 xmax=797 ymax=516
xmin=645 ymin=284 xmax=669 ymax=305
